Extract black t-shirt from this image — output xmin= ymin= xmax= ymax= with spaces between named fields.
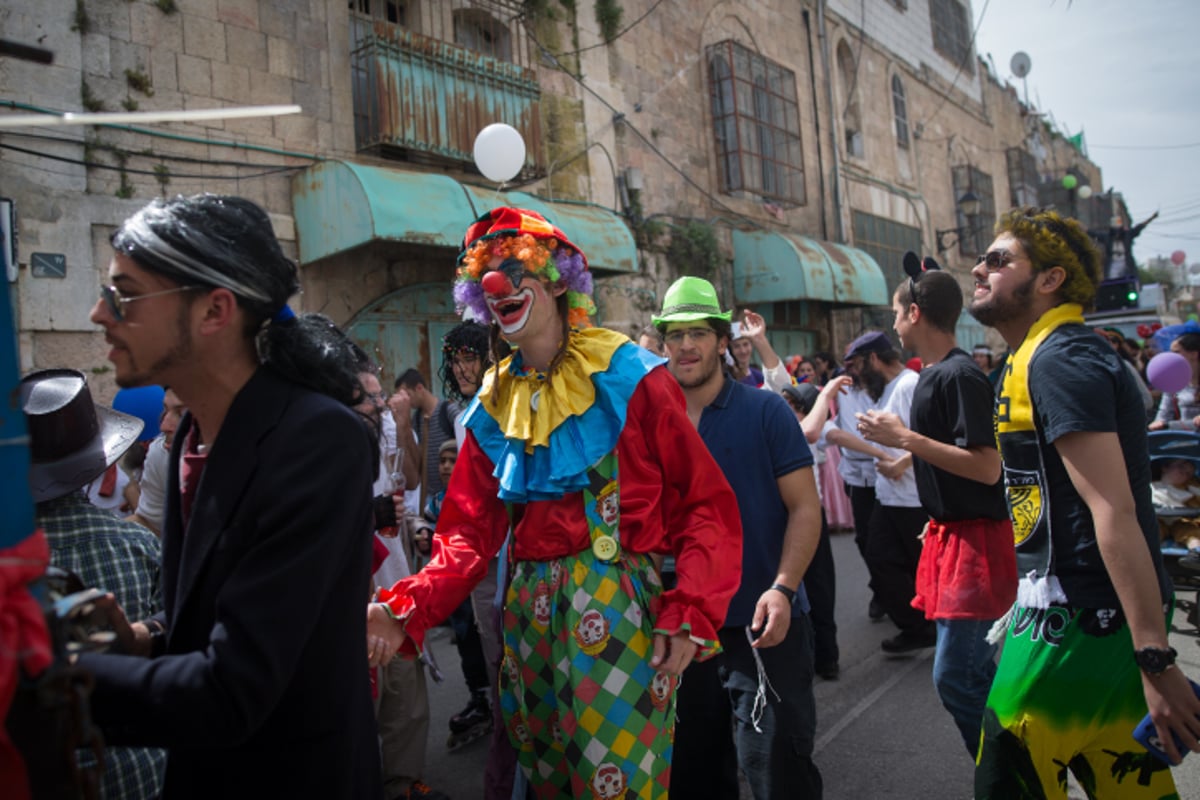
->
xmin=1002 ymin=324 xmax=1170 ymax=606
xmin=910 ymin=349 xmax=1008 ymax=521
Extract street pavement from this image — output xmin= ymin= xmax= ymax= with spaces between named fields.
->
xmin=417 ymin=532 xmax=1200 ymax=799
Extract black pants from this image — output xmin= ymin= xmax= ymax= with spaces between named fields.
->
xmin=449 ymin=599 xmax=489 ymax=693
xmin=672 ymin=618 xmax=823 ymax=800
xmin=803 ymin=510 xmax=838 ymax=670
xmin=866 ymin=503 xmax=930 ymax=633
xmin=846 ymin=483 xmax=878 ymax=601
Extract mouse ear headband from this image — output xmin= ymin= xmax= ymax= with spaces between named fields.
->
xmin=903 ymin=250 xmax=942 ymax=280
xmin=903 ymin=251 xmax=941 ymax=303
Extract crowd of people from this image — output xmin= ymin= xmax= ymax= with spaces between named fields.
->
xmin=16 ymin=195 xmax=1200 ymax=800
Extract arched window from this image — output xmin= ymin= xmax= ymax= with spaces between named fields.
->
xmin=892 ymin=75 xmax=909 ymax=149
xmin=837 ymin=41 xmax=863 ymax=158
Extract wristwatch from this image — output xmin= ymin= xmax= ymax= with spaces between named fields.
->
xmin=1134 ymin=645 xmax=1178 ymax=675
xmin=769 ymin=583 xmax=797 ymax=603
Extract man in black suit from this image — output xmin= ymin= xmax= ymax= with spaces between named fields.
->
xmin=79 ymin=194 xmax=382 ymax=799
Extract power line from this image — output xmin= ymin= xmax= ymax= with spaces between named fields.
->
xmin=1088 ymin=141 xmax=1200 ymax=151
xmin=549 ymin=0 xmax=668 ymax=58
xmin=521 ymin=23 xmax=776 ymax=232
xmin=0 ymin=141 xmax=305 ymax=180
xmin=918 ymin=0 xmax=991 ymax=129
xmin=2 ymin=129 xmax=308 ymax=171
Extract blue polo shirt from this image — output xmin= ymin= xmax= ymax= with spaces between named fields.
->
xmin=698 ymin=376 xmax=814 ymax=626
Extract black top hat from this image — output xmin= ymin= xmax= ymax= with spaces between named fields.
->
xmin=20 ymin=368 xmax=144 ymax=503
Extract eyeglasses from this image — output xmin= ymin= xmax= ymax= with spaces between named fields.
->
xmin=663 ymin=328 xmax=716 ymax=346
xmin=101 ymin=284 xmax=200 ymax=322
xmin=362 ymin=391 xmax=386 ymax=405
xmin=975 ymin=250 xmax=1020 ymax=272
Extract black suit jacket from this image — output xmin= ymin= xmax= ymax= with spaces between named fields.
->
xmin=81 ymin=368 xmax=382 ymax=799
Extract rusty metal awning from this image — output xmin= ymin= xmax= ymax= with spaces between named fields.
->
xmin=730 ymin=229 xmax=888 ymax=307
xmin=292 ymin=160 xmax=637 ymax=273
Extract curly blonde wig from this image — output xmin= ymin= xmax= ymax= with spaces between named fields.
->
xmin=994 ymin=206 xmax=1103 ymax=310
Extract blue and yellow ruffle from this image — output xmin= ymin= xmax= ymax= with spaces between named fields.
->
xmin=462 ymin=328 xmax=666 ymax=502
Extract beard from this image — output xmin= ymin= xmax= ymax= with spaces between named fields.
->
xmin=116 ymin=313 xmax=194 ymax=388
xmin=671 ymin=349 xmax=725 ymax=390
xmin=969 ymin=273 xmax=1036 ymax=329
xmin=860 ymin=367 xmax=886 ymax=402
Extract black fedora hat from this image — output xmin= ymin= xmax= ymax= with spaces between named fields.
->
xmin=19 ymin=368 xmax=143 ymax=503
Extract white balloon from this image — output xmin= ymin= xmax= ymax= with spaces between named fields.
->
xmin=473 ymin=123 xmax=526 ymax=183
xmin=1077 ymin=184 xmax=1093 ymax=199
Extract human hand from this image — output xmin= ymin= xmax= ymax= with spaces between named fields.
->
xmin=1141 ymin=667 xmax=1200 ymax=763
xmin=388 ymin=388 xmax=411 ymax=421
xmin=877 ymin=456 xmax=907 ymax=481
xmin=1148 ymin=420 xmax=1166 ymax=431
xmin=740 ymin=309 xmax=767 ymax=342
xmin=750 ymin=588 xmax=793 ymax=648
xmin=857 ymin=410 xmax=909 ymax=450
xmin=650 ymin=632 xmax=698 ymax=676
xmin=58 ymin=590 xmax=154 ymax=657
xmin=367 ymin=603 xmax=406 ymax=667
xmin=820 ymin=375 xmax=853 ymax=400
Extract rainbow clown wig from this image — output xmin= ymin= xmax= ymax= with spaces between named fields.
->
xmin=454 ymin=207 xmax=596 ymax=329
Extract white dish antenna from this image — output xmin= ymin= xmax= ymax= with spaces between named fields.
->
xmin=1010 ymin=51 xmax=1032 ymax=79
xmin=0 ymin=104 xmax=301 ymax=129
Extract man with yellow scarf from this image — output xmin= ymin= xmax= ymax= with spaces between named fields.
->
xmin=970 ymin=207 xmax=1200 ymax=798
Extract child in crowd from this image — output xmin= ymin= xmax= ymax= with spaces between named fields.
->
xmin=1152 ymin=457 xmax=1200 ymax=553
xmin=411 ymin=439 xmax=458 ymax=556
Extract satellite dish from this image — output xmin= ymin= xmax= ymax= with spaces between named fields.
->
xmin=1010 ymin=51 xmax=1032 ymax=79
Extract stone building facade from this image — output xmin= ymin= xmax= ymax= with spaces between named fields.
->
xmin=1 ymin=0 xmax=1107 ymax=401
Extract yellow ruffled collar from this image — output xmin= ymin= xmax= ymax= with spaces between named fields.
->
xmin=475 ymin=327 xmax=629 ymax=453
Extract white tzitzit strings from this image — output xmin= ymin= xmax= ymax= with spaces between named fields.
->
xmin=745 ymin=625 xmax=781 ymax=733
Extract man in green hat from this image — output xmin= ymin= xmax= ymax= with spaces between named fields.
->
xmin=655 ymin=276 xmax=825 ymax=798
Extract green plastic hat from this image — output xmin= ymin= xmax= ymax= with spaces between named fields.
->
xmin=652 ymin=276 xmax=732 ymax=327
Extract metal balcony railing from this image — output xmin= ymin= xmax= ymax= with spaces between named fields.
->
xmin=351 ymin=22 xmax=543 ymax=176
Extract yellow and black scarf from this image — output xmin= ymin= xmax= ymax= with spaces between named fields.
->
xmin=996 ymin=303 xmax=1084 ymax=608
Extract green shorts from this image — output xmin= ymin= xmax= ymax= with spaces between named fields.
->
xmin=975 ymin=603 xmax=1178 ymax=799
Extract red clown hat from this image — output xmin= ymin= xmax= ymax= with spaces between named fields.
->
xmin=458 ymin=207 xmax=587 ymax=268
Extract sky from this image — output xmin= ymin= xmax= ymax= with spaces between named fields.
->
xmin=972 ymin=0 xmax=1200 ymax=264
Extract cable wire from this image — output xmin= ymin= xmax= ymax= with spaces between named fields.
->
xmin=520 ymin=23 xmax=779 ymax=231
xmin=919 ymin=0 xmax=991 ymax=130
xmin=550 ymin=0 xmax=668 ymax=58
xmin=0 ymin=141 xmax=305 ymax=180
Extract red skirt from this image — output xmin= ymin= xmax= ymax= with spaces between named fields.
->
xmin=913 ymin=518 xmax=1017 ymax=621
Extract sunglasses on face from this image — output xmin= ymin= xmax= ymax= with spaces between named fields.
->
xmin=663 ymin=328 xmax=716 ymax=346
xmin=975 ymin=250 xmax=1020 ymax=272
xmin=100 ymin=284 xmax=200 ymax=322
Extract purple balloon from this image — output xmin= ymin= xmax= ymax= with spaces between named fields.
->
xmin=1147 ymin=351 xmax=1192 ymax=394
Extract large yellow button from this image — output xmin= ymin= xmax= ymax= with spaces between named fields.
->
xmin=592 ymin=535 xmax=619 ymax=561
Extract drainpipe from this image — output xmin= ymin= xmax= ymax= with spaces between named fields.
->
xmin=802 ymin=9 xmax=829 ymax=242
xmin=816 ymin=0 xmax=845 ymax=243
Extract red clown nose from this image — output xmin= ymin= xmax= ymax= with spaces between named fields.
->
xmin=481 ymin=269 xmax=514 ymax=297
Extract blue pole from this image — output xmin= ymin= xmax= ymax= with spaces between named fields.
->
xmin=1 ymin=273 xmax=33 ymax=548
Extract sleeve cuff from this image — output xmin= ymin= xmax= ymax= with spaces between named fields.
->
xmin=652 ymin=600 xmax=723 ymax=661
xmin=375 ymin=586 xmax=423 ymax=657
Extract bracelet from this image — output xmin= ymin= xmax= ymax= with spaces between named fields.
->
xmin=769 ymin=583 xmax=797 ymax=603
